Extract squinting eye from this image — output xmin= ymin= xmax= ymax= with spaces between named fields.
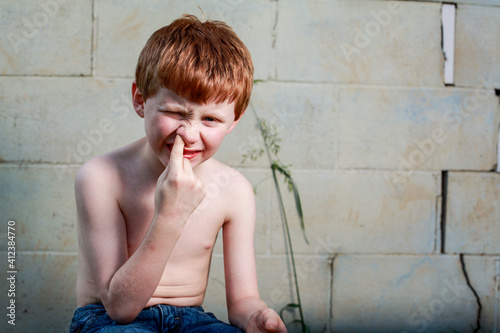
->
xmin=163 ymin=111 xmax=183 ymax=119
xmin=204 ymin=117 xmax=216 ymax=122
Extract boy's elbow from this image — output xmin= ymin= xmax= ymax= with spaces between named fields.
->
xmin=105 ymin=303 xmax=139 ymax=325
xmin=109 ymin=313 xmax=136 ymax=325
xmin=100 ymin=293 xmax=141 ymax=324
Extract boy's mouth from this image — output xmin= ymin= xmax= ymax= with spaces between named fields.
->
xmin=182 ymin=149 xmax=201 ymax=160
xmin=166 ymin=144 xmax=202 ymax=160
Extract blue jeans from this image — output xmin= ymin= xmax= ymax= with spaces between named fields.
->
xmin=69 ymin=303 xmax=243 ymax=332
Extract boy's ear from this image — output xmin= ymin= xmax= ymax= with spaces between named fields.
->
xmin=226 ymin=118 xmax=240 ymax=135
xmin=132 ymin=81 xmax=145 ymax=118
xmin=226 ymin=109 xmax=244 ymax=134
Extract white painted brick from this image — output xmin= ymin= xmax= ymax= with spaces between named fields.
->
xmin=446 ymin=172 xmax=500 ymax=254
xmin=410 ymin=0 xmax=500 ymax=5
xmin=0 ymin=77 xmax=144 ymax=164
xmin=337 ymin=86 xmax=499 ymax=170
xmin=257 ymin=255 xmax=330 ymax=332
xmin=94 ymin=0 xmax=274 ymax=79
xmin=331 ymin=255 xmax=496 ymax=332
xmin=276 ymin=0 xmax=442 ymax=86
xmin=205 ymin=254 xmax=331 ymax=332
xmin=0 ymin=0 xmax=92 ymax=75
xmin=460 ymin=255 xmax=499 ymax=331
xmin=0 ymin=165 xmax=78 ymax=252
xmin=0 ymin=253 xmax=77 ymax=332
xmin=215 ymin=82 xmax=337 ymax=170
xmin=268 ymin=170 xmax=440 ymax=255
xmin=455 ymin=5 xmax=500 ymax=88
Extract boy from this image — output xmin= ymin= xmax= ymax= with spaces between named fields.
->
xmin=69 ymin=14 xmax=287 ymax=333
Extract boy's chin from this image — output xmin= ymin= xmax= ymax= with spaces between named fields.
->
xmin=186 ymin=157 xmax=204 ymax=169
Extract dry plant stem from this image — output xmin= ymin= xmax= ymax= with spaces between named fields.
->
xmin=250 ymin=104 xmax=307 ymax=332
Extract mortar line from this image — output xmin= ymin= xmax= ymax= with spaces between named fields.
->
xmin=434 ymin=178 xmax=442 ymax=254
xmin=1 ymin=251 xmax=78 ymax=256
xmin=440 ymin=171 xmax=448 ymax=254
xmin=328 ymin=254 xmax=337 ymax=333
xmin=494 ymin=260 xmax=500 ymax=332
xmin=497 ymin=123 xmax=500 ymax=173
xmin=91 ymin=0 xmax=97 ymax=77
xmin=271 ymin=0 xmax=278 ymax=80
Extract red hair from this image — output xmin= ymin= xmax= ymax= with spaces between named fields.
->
xmin=135 ymin=15 xmax=254 ymax=120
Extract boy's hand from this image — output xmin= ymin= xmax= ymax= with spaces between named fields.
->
xmin=154 ymin=135 xmax=206 ymax=223
xmin=246 ymin=308 xmax=288 ymax=333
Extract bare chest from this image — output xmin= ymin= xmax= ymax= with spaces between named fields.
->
xmin=119 ymin=188 xmax=226 ymax=259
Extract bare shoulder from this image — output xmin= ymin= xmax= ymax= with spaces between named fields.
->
xmin=75 ymin=152 xmax=121 ymax=193
xmin=201 ymin=159 xmax=254 ymax=198
xmin=199 ymin=159 xmax=255 ymax=222
xmin=75 ymin=139 xmax=144 ymax=200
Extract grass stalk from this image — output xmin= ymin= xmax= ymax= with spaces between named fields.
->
xmin=249 ymin=103 xmax=308 ymax=332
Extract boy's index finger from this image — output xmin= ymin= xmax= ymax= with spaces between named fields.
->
xmin=169 ymin=135 xmax=185 ymax=169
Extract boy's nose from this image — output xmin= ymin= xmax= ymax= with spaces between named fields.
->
xmin=176 ymin=123 xmax=199 ymax=146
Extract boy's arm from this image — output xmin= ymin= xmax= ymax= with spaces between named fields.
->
xmin=223 ymin=176 xmax=287 ymax=332
xmin=76 ymin=135 xmax=205 ymax=324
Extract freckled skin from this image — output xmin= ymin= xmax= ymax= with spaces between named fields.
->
xmin=75 ymin=85 xmax=287 ymax=331
xmin=77 ymin=139 xmax=242 ymax=307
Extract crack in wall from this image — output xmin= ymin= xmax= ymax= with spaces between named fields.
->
xmin=495 ymin=260 xmax=500 ymax=332
xmin=271 ymin=0 xmax=279 ymax=80
xmin=459 ymin=253 xmax=482 ymax=333
xmin=328 ymin=254 xmax=337 ymax=333
xmin=497 ymin=122 xmax=500 ymax=172
xmin=91 ymin=0 xmax=96 ymax=76
xmin=496 ymin=90 xmax=500 ymax=173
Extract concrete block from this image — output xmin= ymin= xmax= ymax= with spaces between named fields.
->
xmin=455 ymin=5 xmax=500 ymax=88
xmin=268 ymin=170 xmax=441 ymax=255
xmin=94 ymin=0 xmax=274 ymax=79
xmin=205 ymin=254 xmax=331 ymax=332
xmin=330 ymin=255 xmax=496 ymax=332
xmin=215 ymin=82 xmax=337 ymax=170
xmin=413 ymin=0 xmax=500 ymax=5
xmin=446 ymin=172 xmax=500 ymax=254
xmin=0 ymin=165 xmax=78 ymax=252
xmin=337 ymin=86 xmax=499 ymax=171
xmin=460 ymin=255 xmax=499 ymax=331
xmin=257 ymin=255 xmax=331 ymax=332
xmin=0 ymin=77 xmax=144 ymax=164
xmin=0 ymin=0 xmax=92 ymax=75
xmin=0 ymin=252 xmax=77 ymax=332
xmin=275 ymin=0 xmax=442 ymax=86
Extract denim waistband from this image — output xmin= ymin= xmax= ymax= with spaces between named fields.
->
xmin=70 ymin=302 xmax=241 ymax=333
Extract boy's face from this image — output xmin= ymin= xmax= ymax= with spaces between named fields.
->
xmin=133 ymin=85 xmax=239 ymax=169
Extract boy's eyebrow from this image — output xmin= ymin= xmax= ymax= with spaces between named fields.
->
xmin=156 ymin=104 xmax=189 ymax=114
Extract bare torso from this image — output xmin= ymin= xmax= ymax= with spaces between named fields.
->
xmin=76 ymin=138 xmax=238 ymax=308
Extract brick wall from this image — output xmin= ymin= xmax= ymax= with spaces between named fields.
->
xmin=0 ymin=0 xmax=499 ymax=332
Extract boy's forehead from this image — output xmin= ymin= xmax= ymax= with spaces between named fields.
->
xmin=154 ymin=87 xmax=236 ymax=114
xmin=154 ymin=87 xmax=188 ymax=106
